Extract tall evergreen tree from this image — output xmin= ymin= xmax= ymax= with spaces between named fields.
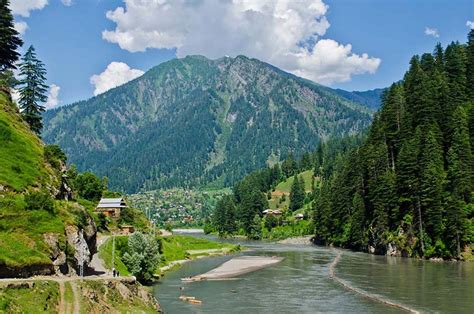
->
xmin=0 ymin=0 xmax=22 ymax=72
xmin=18 ymin=46 xmax=48 ymax=135
xmin=289 ymin=175 xmax=305 ymax=211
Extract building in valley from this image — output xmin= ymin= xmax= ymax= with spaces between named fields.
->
xmin=94 ymin=198 xmax=128 ymax=218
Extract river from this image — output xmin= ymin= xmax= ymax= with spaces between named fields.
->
xmin=153 ymin=236 xmax=474 ymax=313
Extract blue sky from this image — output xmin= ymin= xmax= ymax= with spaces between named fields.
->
xmin=12 ymin=0 xmax=473 ymax=107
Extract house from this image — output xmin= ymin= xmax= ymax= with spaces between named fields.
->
xmin=263 ymin=209 xmax=282 ymax=216
xmin=294 ymin=213 xmax=304 ymax=220
xmin=119 ymin=225 xmax=135 ymax=234
xmin=95 ymin=198 xmax=128 ymax=218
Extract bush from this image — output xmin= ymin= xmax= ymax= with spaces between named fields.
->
xmin=122 ymin=232 xmax=160 ymax=283
xmin=44 ymin=145 xmax=67 ymax=169
xmin=24 ymin=191 xmax=55 ymax=213
xmin=73 ymin=172 xmax=106 ymax=201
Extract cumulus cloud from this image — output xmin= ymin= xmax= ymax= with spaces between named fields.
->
xmin=102 ymin=0 xmax=380 ymax=85
xmin=90 ymin=62 xmax=144 ymax=96
xmin=61 ymin=0 xmax=73 ymax=6
xmin=467 ymin=21 xmax=474 ymax=29
xmin=10 ymin=0 xmax=48 ymax=17
xmin=424 ymin=27 xmax=439 ymax=38
xmin=45 ymin=84 xmax=60 ymax=109
xmin=14 ymin=21 xmax=28 ymax=35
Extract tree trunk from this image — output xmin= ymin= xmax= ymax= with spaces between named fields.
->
xmin=417 ymin=196 xmax=425 ymax=255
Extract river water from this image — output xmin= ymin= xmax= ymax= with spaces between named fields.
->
xmin=153 ymin=237 xmax=474 ymax=313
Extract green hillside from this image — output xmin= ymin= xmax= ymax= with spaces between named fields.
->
xmin=0 ymin=93 xmax=54 ymax=191
xmin=0 ymin=95 xmax=94 ymax=274
xmin=43 ymin=55 xmax=373 ymax=193
xmin=268 ymin=170 xmax=316 ymax=211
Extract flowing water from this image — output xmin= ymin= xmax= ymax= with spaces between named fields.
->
xmin=153 ymin=236 xmax=474 ymax=313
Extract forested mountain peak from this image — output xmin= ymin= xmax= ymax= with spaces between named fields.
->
xmin=43 ymin=55 xmax=373 ymax=193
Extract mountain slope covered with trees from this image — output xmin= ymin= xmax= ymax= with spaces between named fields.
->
xmin=313 ymin=33 xmax=474 ymax=259
xmin=43 ymin=56 xmax=373 ymax=193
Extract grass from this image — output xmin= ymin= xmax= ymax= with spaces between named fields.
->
xmin=98 ymin=236 xmax=131 ymax=276
xmin=0 ymin=94 xmax=54 ymax=191
xmin=0 ymin=194 xmax=90 ymax=268
xmin=78 ymin=280 xmax=157 ymax=314
xmin=99 ymin=234 xmax=240 ymax=274
xmin=263 ymin=220 xmax=313 ymax=240
xmin=158 ymin=234 xmax=239 ymax=267
xmin=268 ymin=170 xmax=316 ymax=211
xmin=0 ymin=281 xmax=59 ymax=313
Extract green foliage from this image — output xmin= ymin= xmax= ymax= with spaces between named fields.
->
xmin=289 ymin=175 xmax=305 ymax=211
xmin=44 ymin=144 xmax=66 ymax=170
xmin=312 ymin=33 xmax=474 ymax=259
xmin=248 ymin=214 xmax=263 ymax=240
xmin=122 ymin=232 xmax=160 ymax=282
xmin=24 ymin=190 xmax=54 ymax=214
xmin=43 ymin=55 xmax=373 ymax=193
xmin=17 ymin=46 xmax=48 ymax=135
xmin=213 ymin=195 xmax=237 ymax=237
xmin=0 ymin=0 xmax=23 ymax=72
xmin=118 ymin=206 xmax=149 ymax=230
xmin=73 ymin=172 xmax=106 ymax=201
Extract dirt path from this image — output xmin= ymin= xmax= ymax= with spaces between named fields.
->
xmin=89 ymin=235 xmax=110 ymax=274
xmin=70 ymin=281 xmax=80 ymax=314
xmin=58 ymin=281 xmax=65 ymax=314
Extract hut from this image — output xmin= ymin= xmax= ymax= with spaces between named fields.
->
xmin=119 ymin=225 xmax=135 ymax=234
xmin=95 ymin=198 xmax=127 ymax=218
xmin=294 ymin=213 xmax=304 ymax=220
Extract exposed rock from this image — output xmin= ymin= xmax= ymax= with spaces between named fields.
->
xmin=368 ymin=245 xmax=375 ymax=254
xmin=65 ymin=225 xmax=92 ymax=274
xmin=386 ymin=242 xmax=398 ymax=257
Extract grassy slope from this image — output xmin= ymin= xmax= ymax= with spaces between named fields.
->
xmin=0 ymin=96 xmax=87 ymax=269
xmin=0 ymin=94 xmax=53 ymax=191
xmin=268 ymin=170 xmax=315 ymax=211
xmin=0 ymin=281 xmax=59 ymax=312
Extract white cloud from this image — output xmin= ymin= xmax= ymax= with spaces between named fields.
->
xmin=11 ymin=89 xmax=20 ymax=105
xmin=45 ymin=84 xmax=60 ymax=109
xmin=102 ymin=0 xmax=380 ymax=85
xmin=10 ymin=0 xmax=48 ymax=17
xmin=424 ymin=27 xmax=439 ymax=38
xmin=14 ymin=21 xmax=28 ymax=35
xmin=61 ymin=0 xmax=73 ymax=6
xmin=467 ymin=21 xmax=474 ymax=29
xmin=90 ymin=62 xmax=144 ymax=96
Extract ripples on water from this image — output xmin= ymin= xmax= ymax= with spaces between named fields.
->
xmin=154 ymin=237 xmax=474 ymax=313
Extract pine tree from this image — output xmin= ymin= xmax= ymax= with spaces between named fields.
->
xmin=419 ymin=125 xmax=445 ymax=241
xmin=18 ymin=46 xmax=48 ymax=135
xmin=289 ymin=175 xmax=305 ymax=211
xmin=349 ymin=192 xmax=366 ymax=249
xmin=447 ymin=107 xmax=473 ymax=203
xmin=249 ymin=214 xmax=262 ymax=240
xmin=467 ymin=30 xmax=474 ymax=100
xmin=0 ymin=0 xmax=23 ymax=71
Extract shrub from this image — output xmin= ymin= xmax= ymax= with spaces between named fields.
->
xmin=44 ymin=144 xmax=67 ymax=170
xmin=122 ymin=232 xmax=160 ymax=283
xmin=73 ymin=172 xmax=106 ymax=201
xmin=24 ymin=191 xmax=55 ymax=213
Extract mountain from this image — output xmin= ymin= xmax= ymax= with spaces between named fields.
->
xmin=43 ymin=55 xmax=373 ymax=193
xmin=334 ymin=87 xmax=385 ymax=110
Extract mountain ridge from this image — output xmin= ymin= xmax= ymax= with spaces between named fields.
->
xmin=43 ymin=55 xmax=374 ymax=193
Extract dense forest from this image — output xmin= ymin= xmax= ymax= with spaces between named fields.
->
xmin=210 ymin=135 xmax=364 ymax=239
xmin=43 ymin=55 xmax=375 ymax=193
xmin=313 ymin=32 xmax=474 ymax=259
xmin=212 ymin=32 xmax=474 ymax=259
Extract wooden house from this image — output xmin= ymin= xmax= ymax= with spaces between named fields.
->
xmin=94 ymin=198 xmax=127 ymax=218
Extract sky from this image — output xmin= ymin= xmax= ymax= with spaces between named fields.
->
xmin=11 ymin=0 xmax=474 ymax=108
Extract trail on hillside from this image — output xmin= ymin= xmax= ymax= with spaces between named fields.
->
xmin=328 ymin=250 xmax=421 ymax=313
xmin=58 ymin=281 xmax=65 ymax=314
xmin=70 ymin=281 xmax=80 ymax=314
